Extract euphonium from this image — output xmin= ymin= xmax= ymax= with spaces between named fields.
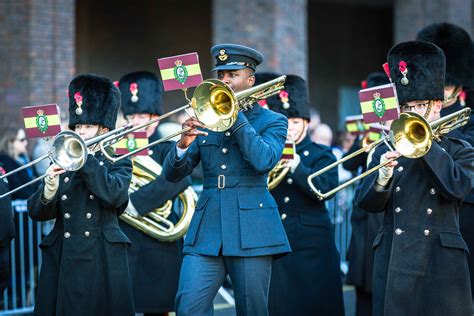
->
xmin=120 ymin=155 xmax=197 ymax=242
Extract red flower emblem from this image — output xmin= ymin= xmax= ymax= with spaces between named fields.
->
xmin=74 ymin=92 xmax=83 ymax=103
xmin=399 ymin=61 xmax=407 ymax=73
xmin=130 ymin=83 xmax=138 ymax=93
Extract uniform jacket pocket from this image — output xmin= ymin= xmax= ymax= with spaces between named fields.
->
xmin=439 ymin=231 xmax=469 ymax=254
xmin=39 ymin=231 xmax=61 ymax=249
xmin=238 ymin=193 xmax=287 ymax=249
xmin=184 ymin=195 xmax=209 ymax=246
xmin=102 ymin=228 xmax=132 ymax=245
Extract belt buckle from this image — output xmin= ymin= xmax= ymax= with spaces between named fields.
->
xmin=218 ymin=175 xmax=226 ymax=189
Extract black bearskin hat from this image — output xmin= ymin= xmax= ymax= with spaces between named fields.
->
xmin=68 ymin=74 xmax=120 ymax=131
xmin=387 ymin=41 xmax=445 ymax=104
xmin=367 ymin=72 xmax=390 ymax=88
xmin=118 ymin=71 xmax=164 ymax=117
xmin=417 ymin=22 xmax=472 ymax=87
xmin=268 ymin=74 xmax=310 ymax=121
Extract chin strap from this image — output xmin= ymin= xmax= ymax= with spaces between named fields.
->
xmin=443 ymin=86 xmax=462 ymax=107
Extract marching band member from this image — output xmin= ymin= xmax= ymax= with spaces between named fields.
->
xmin=345 ymin=72 xmax=389 ymax=316
xmin=163 ymin=44 xmax=291 ymax=315
xmin=416 ymin=23 xmax=474 ymax=300
xmin=28 ymin=74 xmax=135 ymax=316
xmin=117 ymin=71 xmax=192 ymax=316
xmin=266 ymin=75 xmax=344 ymax=315
xmin=356 ymin=41 xmax=474 ymax=315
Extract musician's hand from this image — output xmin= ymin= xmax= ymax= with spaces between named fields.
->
xmin=376 ymin=151 xmax=399 ymax=187
xmin=177 ymin=117 xmax=208 ymax=149
xmin=43 ymin=165 xmax=65 ymax=200
xmin=284 ymin=154 xmax=301 ymax=173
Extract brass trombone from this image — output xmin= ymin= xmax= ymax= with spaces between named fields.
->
xmin=98 ymin=76 xmax=287 ymax=163
xmin=0 ymin=126 xmax=133 ymax=199
xmin=307 ymin=107 xmax=471 ymax=200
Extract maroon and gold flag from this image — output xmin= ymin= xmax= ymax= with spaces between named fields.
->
xmin=114 ymin=132 xmax=148 ymax=156
xmin=359 ymin=83 xmax=400 ymax=124
xmin=22 ymin=104 xmax=61 ymax=138
xmin=345 ymin=115 xmax=369 ymax=135
xmin=157 ymin=53 xmax=203 ymax=91
xmin=281 ymin=141 xmax=295 ymax=160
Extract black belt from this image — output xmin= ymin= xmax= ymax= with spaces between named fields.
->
xmin=203 ymin=175 xmax=267 ymax=189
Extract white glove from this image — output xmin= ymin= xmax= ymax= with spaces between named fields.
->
xmin=43 ymin=166 xmax=60 ymax=201
xmin=287 ymin=154 xmax=301 ymax=173
xmin=125 ymin=199 xmax=140 ymax=217
xmin=376 ymin=153 xmax=395 ymax=187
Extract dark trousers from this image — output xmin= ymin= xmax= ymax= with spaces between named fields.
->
xmin=355 ymin=287 xmax=373 ymax=316
xmin=176 ymin=253 xmax=272 ymax=316
xmin=0 ymin=244 xmax=10 ymax=294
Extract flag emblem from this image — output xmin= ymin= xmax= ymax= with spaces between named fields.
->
xmin=158 ymin=53 xmax=203 ymax=91
xmin=35 ymin=109 xmax=49 ymax=133
xmin=173 ymin=59 xmax=188 ymax=84
xmin=372 ymin=92 xmax=386 ymax=118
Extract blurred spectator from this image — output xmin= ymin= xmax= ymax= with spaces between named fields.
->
xmin=311 ymin=122 xmax=333 ymax=146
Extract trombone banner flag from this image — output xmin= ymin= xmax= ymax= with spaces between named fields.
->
xmin=359 ymin=83 xmax=400 ymax=124
xmin=345 ymin=115 xmax=370 ymax=135
xmin=157 ymin=52 xmax=203 ymax=91
xmin=281 ymin=141 xmax=295 ymax=160
xmin=113 ymin=132 xmax=148 ymax=156
xmin=22 ymin=104 xmax=61 ymax=138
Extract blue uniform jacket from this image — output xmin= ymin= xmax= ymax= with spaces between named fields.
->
xmin=163 ymin=104 xmax=291 ymax=257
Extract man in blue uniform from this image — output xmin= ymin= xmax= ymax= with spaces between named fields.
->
xmin=265 ymin=74 xmax=344 ymax=315
xmin=163 ymin=44 xmax=291 ymax=315
xmin=356 ymin=41 xmax=474 ymax=315
xmin=117 ymin=71 xmax=192 ymax=316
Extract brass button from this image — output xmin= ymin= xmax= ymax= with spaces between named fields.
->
xmin=397 ymin=166 xmax=404 ymax=172
xmin=424 ymin=229 xmax=430 ymax=236
xmin=427 ymin=208 xmax=433 ymax=215
xmin=222 ymin=148 xmax=228 ymax=154
xmin=64 ymin=232 xmax=71 ymax=238
xmin=64 ymin=212 xmax=71 ymax=219
xmin=395 ymin=186 xmax=401 ymax=192
xmin=61 ymin=195 xmax=67 ymax=201
xmin=395 ymin=207 xmax=401 ymax=213
xmin=281 ymin=213 xmax=287 ymax=220
xmin=64 ymin=177 xmax=69 ymax=183
xmin=84 ymin=231 xmax=90 ymax=237
xmin=430 ymin=188 xmax=436 ymax=195
xmin=259 ymin=203 xmax=263 ymax=208
xmin=86 ymin=213 xmax=92 ymax=219
xmin=202 ymin=140 xmax=206 ymax=144
xmin=225 ymin=132 xmax=231 ymax=137
xmin=89 ymin=195 xmax=95 ymax=200
xmin=284 ymin=196 xmax=290 ymax=203
xmin=303 ymin=151 xmax=309 ymax=156
xmin=221 ymin=164 xmax=227 ymax=170
xmin=287 ymin=178 xmax=293 ymax=184
xmin=395 ymin=228 xmax=403 ymax=235
xmin=99 ymin=161 xmax=104 ymax=166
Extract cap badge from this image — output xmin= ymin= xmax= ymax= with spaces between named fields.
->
xmin=74 ymin=92 xmax=83 ymax=115
xmin=399 ymin=61 xmax=409 ymax=85
xmin=279 ymin=90 xmax=290 ymax=109
xmin=130 ymin=82 xmax=139 ymax=103
xmin=218 ymin=49 xmax=228 ymax=61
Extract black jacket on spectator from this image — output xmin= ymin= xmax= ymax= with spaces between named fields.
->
xmin=0 ymin=153 xmax=38 ymax=200
xmin=0 ymin=175 xmax=14 ymax=293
